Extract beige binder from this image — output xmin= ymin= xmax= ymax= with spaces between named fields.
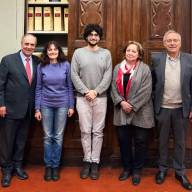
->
xmin=60 ymin=0 xmax=69 ymax=3
xmin=63 ymin=7 xmax=68 ymax=33
xmin=53 ymin=7 xmax=62 ymax=31
xmin=27 ymin=7 xmax=34 ymax=31
xmin=28 ymin=0 xmax=35 ymax=3
xmin=35 ymin=0 xmax=43 ymax=2
xmin=35 ymin=0 xmax=49 ymax=2
xmin=43 ymin=7 xmax=53 ymax=31
xmin=34 ymin=7 xmax=43 ymax=31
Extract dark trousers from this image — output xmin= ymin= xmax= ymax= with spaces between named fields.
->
xmin=0 ymin=116 xmax=30 ymax=172
xmin=156 ymin=107 xmax=188 ymax=176
xmin=117 ymin=124 xmax=149 ymax=173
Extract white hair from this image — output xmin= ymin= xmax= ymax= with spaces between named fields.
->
xmin=163 ymin=30 xmax=181 ymax=42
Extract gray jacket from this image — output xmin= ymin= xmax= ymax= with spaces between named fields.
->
xmin=111 ymin=61 xmax=154 ymax=128
xmin=151 ymin=52 xmax=192 ymax=118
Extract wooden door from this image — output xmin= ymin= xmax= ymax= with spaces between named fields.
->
xmin=25 ymin=0 xmax=192 ymax=166
xmin=113 ymin=0 xmax=192 ymax=166
xmin=66 ymin=0 xmax=115 ymax=165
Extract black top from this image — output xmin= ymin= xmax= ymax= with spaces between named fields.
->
xmin=123 ymin=73 xmax=130 ymax=97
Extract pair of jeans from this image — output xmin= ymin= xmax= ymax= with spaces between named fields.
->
xmin=41 ymin=106 xmax=68 ymax=168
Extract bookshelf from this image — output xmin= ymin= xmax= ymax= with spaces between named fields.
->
xmin=25 ymin=0 xmax=69 ymax=55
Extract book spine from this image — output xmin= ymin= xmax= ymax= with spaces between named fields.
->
xmin=43 ymin=7 xmax=53 ymax=31
xmin=63 ymin=7 xmax=68 ymax=33
xmin=53 ymin=7 xmax=62 ymax=31
xmin=34 ymin=7 xmax=43 ymax=31
xmin=27 ymin=7 xmax=34 ymax=31
xmin=60 ymin=0 xmax=68 ymax=3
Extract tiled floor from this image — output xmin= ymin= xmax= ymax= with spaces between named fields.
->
xmin=0 ymin=166 xmax=191 ymax=192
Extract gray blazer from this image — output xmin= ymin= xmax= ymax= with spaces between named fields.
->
xmin=151 ymin=52 xmax=192 ymax=118
xmin=111 ymin=61 xmax=154 ymax=128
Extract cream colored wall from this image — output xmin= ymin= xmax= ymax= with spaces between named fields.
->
xmin=0 ymin=0 xmax=24 ymax=60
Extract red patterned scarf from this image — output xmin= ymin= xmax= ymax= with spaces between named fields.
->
xmin=116 ymin=60 xmax=137 ymax=99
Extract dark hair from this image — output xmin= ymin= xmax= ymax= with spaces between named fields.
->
xmin=83 ymin=24 xmax=103 ymax=40
xmin=40 ymin=41 xmax=67 ymax=66
xmin=123 ymin=41 xmax=144 ymax=61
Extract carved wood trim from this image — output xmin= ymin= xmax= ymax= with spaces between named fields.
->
xmin=79 ymin=0 xmax=103 ymax=38
xmin=151 ymin=0 xmax=174 ymax=39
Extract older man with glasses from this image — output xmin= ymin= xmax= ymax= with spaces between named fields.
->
xmin=151 ymin=30 xmax=192 ymax=190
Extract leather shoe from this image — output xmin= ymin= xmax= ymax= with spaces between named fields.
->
xmin=118 ymin=171 xmax=131 ymax=181
xmin=52 ymin=168 xmax=60 ymax=181
xmin=14 ymin=167 xmax=28 ymax=180
xmin=175 ymin=174 xmax=192 ymax=190
xmin=80 ymin=161 xmax=91 ymax=179
xmin=44 ymin=167 xmax=52 ymax=181
xmin=90 ymin=163 xmax=99 ymax=180
xmin=132 ymin=174 xmax=141 ymax=185
xmin=155 ymin=171 xmax=167 ymax=184
xmin=1 ymin=172 xmax=12 ymax=187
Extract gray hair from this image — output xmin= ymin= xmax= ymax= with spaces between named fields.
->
xmin=21 ymin=34 xmax=37 ymax=45
xmin=163 ymin=30 xmax=181 ymax=42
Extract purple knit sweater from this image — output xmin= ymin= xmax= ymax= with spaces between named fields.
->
xmin=35 ymin=61 xmax=74 ymax=110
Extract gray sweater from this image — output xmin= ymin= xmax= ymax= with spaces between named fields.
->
xmin=71 ymin=47 xmax=112 ymax=97
xmin=111 ymin=61 xmax=154 ymax=128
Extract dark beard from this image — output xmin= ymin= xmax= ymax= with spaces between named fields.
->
xmin=88 ymin=41 xmax=98 ymax=47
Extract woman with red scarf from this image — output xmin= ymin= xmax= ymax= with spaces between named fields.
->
xmin=111 ymin=41 xmax=154 ymax=185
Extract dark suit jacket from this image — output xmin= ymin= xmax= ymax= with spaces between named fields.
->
xmin=0 ymin=51 xmax=39 ymax=119
xmin=151 ymin=52 xmax=192 ymax=118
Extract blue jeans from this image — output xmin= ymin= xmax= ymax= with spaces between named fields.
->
xmin=41 ymin=106 xmax=68 ymax=168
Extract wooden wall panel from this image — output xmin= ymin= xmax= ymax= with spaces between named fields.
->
xmin=68 ymin=0 xmax=113 ymax=59
xmin=25 ymin=0 xmax=192 ymax=167
xmin=108 ymin=0 xmax=192 ymax=166
xmin=67 ymin=0 xmax=114 ymax=165
xmin=141 ymin=0 xmax=191 ymax=64
xmin=150 ymin=0 xmax=174 ymax=38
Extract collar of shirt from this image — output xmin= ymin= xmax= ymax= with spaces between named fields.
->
xmin=20 ymin=51 xmax=33 ymax=75
xmin=167 ymin=52 xmax=180 ymax=62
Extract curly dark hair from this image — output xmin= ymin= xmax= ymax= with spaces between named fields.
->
xmin=123 ymin=41 xmax=144 ymax=61
xmin=40 ymin=41 xmax=67 ymax=66
xmin=83 ymin=24 xmax=103 ymax=40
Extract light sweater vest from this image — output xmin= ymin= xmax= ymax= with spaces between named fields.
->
xmin=162 ymin=55 xmax=182 ymax=108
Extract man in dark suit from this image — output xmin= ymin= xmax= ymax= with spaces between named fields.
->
xmin=0 ymin=34 xmax=39 ymax=187
xmin=151 ymin=30 xmax=192 ymax=190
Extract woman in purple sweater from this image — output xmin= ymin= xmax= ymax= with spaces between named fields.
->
xmin=35 ymin=41 xmax=74 ymax=181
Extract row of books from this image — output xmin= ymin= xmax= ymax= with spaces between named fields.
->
xmin=28 ymin=0 xmax=69 ymax=3
xmin=27 ymin=7 xmax=68 ymax=32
